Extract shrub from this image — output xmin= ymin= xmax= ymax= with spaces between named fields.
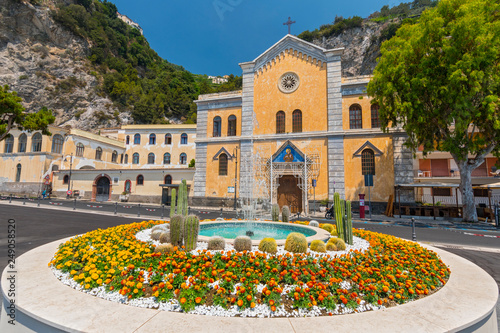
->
xmin=321 ymin=224 xmax=334 ymax=233
xmin=154 ymin=243 xmax=174 ymax=254
xmin=207 ymin=236 xmax=225 ymax=251
xmin=309 ymin=220 xmax=319 ymax=228
xmin=159 ymin=232 xmax=170 ymax=244
xmin=282 ymin=205 xmax=290 ymax=222
xmin=258 ymin=238 xmax=277 ymax=254
xmin=183 ymin=215 xmax=199 ymax=251
xmin=234 ymin=236 xmax=252 ymax=252
xmin=328 ymin=237 xmax=346 ymax=251
xmin=284 ymin=232 xmax=307 ymax=253
xmin=169 ymin=215 xmax=184 ymax=247
xmin=271 ymin=204 xmax=280 ymax=221
xmin=310 ymin=240 xmax=326 ymax=253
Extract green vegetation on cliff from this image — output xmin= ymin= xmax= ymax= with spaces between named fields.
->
xmin=51 ymin=0 xmax=241 ymax=124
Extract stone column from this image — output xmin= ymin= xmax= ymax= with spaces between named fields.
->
xmin=324 ymin=48 xmax=345 ymax=199
xmin=193 ymin=103 xmax=208 ymax=198
xmin=393 ymin=134 xmax=415 ymax=202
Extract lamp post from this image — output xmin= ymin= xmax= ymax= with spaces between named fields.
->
xmin=66 ymin=153 xmax=73 ymax=199
xmin=233 ymin=147 xmax=238 ymax=210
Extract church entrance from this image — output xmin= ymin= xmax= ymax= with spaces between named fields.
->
xmin=277 ymin=175 xmax=302 ymax=213
xmin=95 ymin=176 xmax=110 ymax=202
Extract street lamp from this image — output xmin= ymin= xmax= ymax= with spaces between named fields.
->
xmin=66 ymin=153 xmax=73 ymax=199
xmin=233 ymin=147 xmax=238 ymax=210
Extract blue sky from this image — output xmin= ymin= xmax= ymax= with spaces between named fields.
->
xmin=114 ymin=0 xmax=405 ymax=76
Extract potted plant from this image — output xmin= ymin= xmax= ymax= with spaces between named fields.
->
xmin=319 ymin=198 xmax=329 ymax=212
xmin=119 ymin=191 xmax=130 ymax=202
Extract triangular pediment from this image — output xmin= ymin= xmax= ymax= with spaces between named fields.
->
xmin=272 ymin=140 xmax=305 ymax=163
xmin=352 ymin=141 xmax=384 ymax=157
xmin=212 ymin=147 xmax=234 ymax=161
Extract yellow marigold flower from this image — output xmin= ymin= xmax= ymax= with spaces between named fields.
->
xmin=91 ymin=273 xmax=99 ymax=280
xmin=85 ymin=284 xmax=90 ymax=289
xmin=137 ymin=282 xmax=143 ymax=289
xmin=133 ymin=289 xmax=139 ymax=294
xmin=97 ymin=279 xmax=103 ymax=284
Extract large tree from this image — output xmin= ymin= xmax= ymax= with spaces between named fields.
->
xmin=0 ymin=85 xmax=55 ymax=141
xmin=367 ymin=0 xmax=500 ymax=222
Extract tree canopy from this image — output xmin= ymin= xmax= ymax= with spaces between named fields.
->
xmin=367 ymin=0 xmax=500 ymax=221
xmin=0 ymin=85 xmax=55 ymax=141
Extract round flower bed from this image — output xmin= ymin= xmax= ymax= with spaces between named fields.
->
xmin=49 ymin=220 xmax=450 ymax=318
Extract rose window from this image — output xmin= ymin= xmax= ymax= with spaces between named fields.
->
xmin=278 ymin=72 xmax=300 ymax=93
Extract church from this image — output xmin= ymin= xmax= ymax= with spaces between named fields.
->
xmin=193 ymin=34 xmax=414 ymax=214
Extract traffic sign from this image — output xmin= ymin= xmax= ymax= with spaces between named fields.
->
xmin=67 ymin=190 xmax=72 ymax=196
xmin=312 ymin=179 xmax=317 ymax=187
xmin=364 ymin=174 xmax=373 ymax=187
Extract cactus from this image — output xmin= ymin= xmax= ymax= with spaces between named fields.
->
xmin=154 ymin=244 xmax=175 ymax=254
xmin=159 ymin=232 xmax=170 ymax=244
xmin=271 ymin=204 xmax=280 ymax=221
xmin=284 ymin=232 xmax=307 ymax=253
xmin=258 ymin=238 xmax=277 ymax=254
xmin=282 ymin=205 xmax=290 ymax=222
xmin=328 ymin=237 xmax=346 ymax=251
xmin=345 ymin=200 xmax=353 ymax=245
xmin=309 ymin=220 xmax=319 ymax=228
xmin=152 ymin=224 xmax=169 ymax=233
xmin=325 ymin=242 xmax=337 ymax=251
xmin=309 ymin=240 xmax=326 ymax=253
xmin=170 ymin=188 xmax=177 ymax=216
xmin=181 ymin=179 xmax=188 ymax=216
xmin=183 ymin=215 xmax=200 ymax=251
xmin=177 ymin=181 xmax=185 ymax=216
xmin=334 ymin=193 xmax=345 ymax=241
xmin=234 ymin=236 xmax=252 ymax=252
xmin=321 ymin=224 xmax=334 ymax=233
xmin=151 ymin=230 xmax=163 ymax=241
xmin=207 ymin=236 xmax=225 ymax=251
xmin=169 ymin=215 xmax=184 ymax=247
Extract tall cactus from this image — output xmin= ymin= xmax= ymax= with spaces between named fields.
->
xmin=282 ymin=205 xmax=290 ymax=222
xmin=345 ymin=200 xmax=353 ymax=245
xmin=170 ymin=214 xmax=184 ymax=247
xmin=334 ymin=193 xmax=345 ymax=241
xmin=170 ymin=188 xmax=177 ymax=217
xmin=181 ymin=179 xmax=188 ymax=216
xmin=183 ymin=215 xmax=199 ymax=251
xmin=271 ymin=203 xmax=280 ymax=221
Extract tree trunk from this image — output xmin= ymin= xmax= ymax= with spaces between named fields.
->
xmin=456 ymin=161 xmax=478 ymax=222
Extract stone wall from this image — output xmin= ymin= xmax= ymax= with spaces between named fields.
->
xmin=393 ymin=134 xmax=415 ymax=203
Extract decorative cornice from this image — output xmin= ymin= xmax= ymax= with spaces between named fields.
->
xmin=212 ymin=147 xmax=234 ymax=161
xmin=352 ymin=141 xmax=384 ymax=157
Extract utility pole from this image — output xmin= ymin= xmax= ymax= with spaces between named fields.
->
xmin=66 ymin=153 xmax=73 ymax=199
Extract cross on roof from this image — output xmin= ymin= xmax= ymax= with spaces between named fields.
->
xmin=283 ymin=17 xmax=296 ymax=35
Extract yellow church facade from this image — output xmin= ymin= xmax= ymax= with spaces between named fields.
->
xmin=193 ymin=35 xmax=413 ymax=214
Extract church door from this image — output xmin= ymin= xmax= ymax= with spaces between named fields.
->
xmin=277 ymin=176 xmax=302 ymax=213
xmin=96 ymin=177 xmax=110 ymax=202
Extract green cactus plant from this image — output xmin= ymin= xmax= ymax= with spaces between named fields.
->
xmin=234 ymin=236 xmax=252 ymax=252
xmin=181 ymin=179 xmax=188 ymax=216
xmin=309 ymin=220 xmax=319 ymax=228
xmin=154 ymin=243 xmax=175 ymax=254
xmin=183 ymin=215 xmax=200 ymax=251
xmin=169 ymin=214 xmax=184 ymax=247
xmin=345 ymin=200 xmax=353 ymax=245
xmin=159 ymin=232 xmax=170 ymax=244
xmin=325 ymin=242 xmax=337 ymax=251
xmin=170 ymin=188 xmax=177 ymax=216
xmin=151 ymin=230 xmax=163 ymax=241
xmin=309 ymin=240 xmax=326 ymax=253
xmin=258 ymin=238 xmax=277 ymax=254
xmin=321 ymin=224 xmax=334 ymax=233
xmin=284 ymin=232 xmax=307 ymax=253
xmin=334 ymin=193 xmax=345 ymax=241
xmin=282 ymin=205 xmax=290 ymax=222
xmin=271 ymin=203 xmax=280 ymax=221
xmin=207 ymin=236 xmax=225 ymax=251
xmin=328 ymin=237 xmax=346 ymax=251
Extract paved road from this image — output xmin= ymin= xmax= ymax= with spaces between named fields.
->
xmin=1 ymin=204 xmax=499 ymax=327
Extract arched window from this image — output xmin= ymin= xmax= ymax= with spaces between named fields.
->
xmin=124 ymin=154 xmax=129 ymax=164
xmin=137 ymin=174 xmax=144 ymax=185
xmin=148 ymin=153 xmax=155 ymax=164
xmin=165 ymin=133 xmax=172 ymax=145
xmin=111 ymin=150 xmax=118 ymax=163
xmin=227 ymin=115 xmax=237 ymax=136
xmin=163 ymin=153 xmax=171 ymax=165
xmin=63 ymin=175 xmax=69 ymax=185
xmin=76 ymin=143 xmax=84 ymax=157
xmin=180 ymin=153 xmax=187 ymax=165
xmin=276 ymin=111 xmax=285 ymax=134
xmin=120 ymin=154 xmax=124 ymax=164
xmin=371 ymin=104 xmax=381 ymax=128
xmin=181 ymin=133 xmax=188 ymax=144
xmin=349 ymin=104 xmax=362 ymax=129
xmin=361 ymin=149 xmax=375 ymax=175
xmin=18 ymin=134 xmax=27 ymax=153
xmin=292 ymin=109 xmax=302 ymax=133
xmin=15 ymin=164 xmax=21 ymax=182
xmin=31 ymin=133 xmax=42 ymax=152
xmin=219 ymin=153 xmax=228 ymax=176
xmin=4 ymin=135 xmax=13 ymax=153
xmin=213 ymin=116 xmax=222 ymax=137
xmin=149 ymin=133 xmax=156 ymax=145
xmin=164 ymin=175 xmax=172 ymax=184
xmin=126 ymin=135 xmax=130 ymax=145
xmin=132 ymin=153 xmax=139 ymax=164
xmin=95 ymin=147 xmax=103 ymax=160
xmin=124 ymin=180 xmax=131 ymax=193
xmin=51 ymin=134 xmax=64 ymax=154
xmin=133 ymin=133 xmax=141 ymax=144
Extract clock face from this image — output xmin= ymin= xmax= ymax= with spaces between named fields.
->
xmin=278 ymin=72 xmax=300 ymax=93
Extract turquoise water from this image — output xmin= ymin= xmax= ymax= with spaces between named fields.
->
xmin=199 ymin=222 xmax=316 ymax=240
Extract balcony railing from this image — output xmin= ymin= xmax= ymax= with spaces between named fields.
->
xmin=415 ymin=169 xmax=460 ymax=178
